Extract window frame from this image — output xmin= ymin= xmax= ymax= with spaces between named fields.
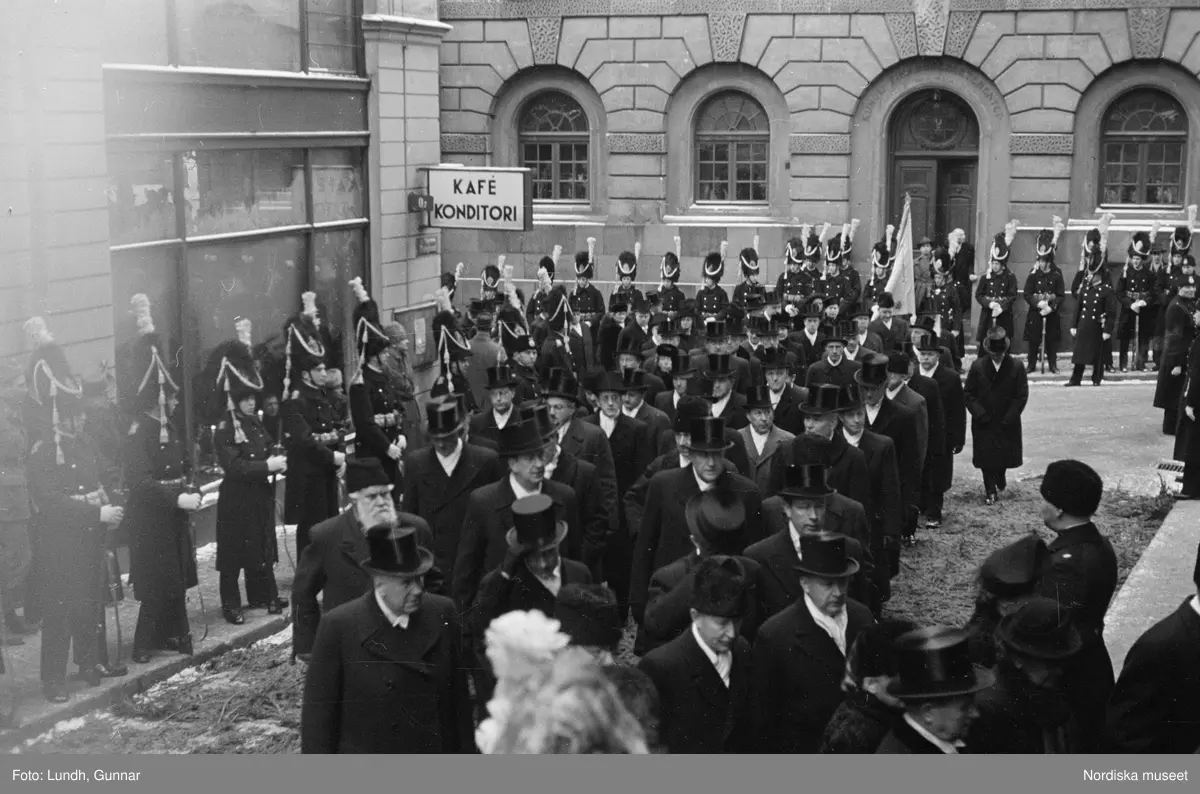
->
xmin=1098 ymin=89 xmax=1188 ymax=209
xmin=517 ymin=91 xmax=591 ymax=205
xmin=692 ymin=91 xmax=771 ymax=206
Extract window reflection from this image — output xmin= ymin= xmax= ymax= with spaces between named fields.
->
xmin=176 ymin=0 xmax=302 ymax=72
xmin=183 ymin=149 xmax=306 ymax=236
xmin=108 ymin=152 xmax=177 ymax=245
xmin=311 ymin=150 xmax=364 ymax=222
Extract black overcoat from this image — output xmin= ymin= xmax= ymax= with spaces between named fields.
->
xmin=1154 ymin=296 xmax=1196 ymax=410
xmin=281 ymin=381 xmax=341 ymax=529
xmin=214 ymin=414 xmax=277 ymax=572
xmin=348 ymin=365 xmax=402 ymax=488
xmin=549 ymin=452 xmax=608 ymax=575
xmin=964 ymin=355 xmax=1028 ymax=471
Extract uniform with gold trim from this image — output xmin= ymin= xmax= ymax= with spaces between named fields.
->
xmin=1117 ymin=230 xmax=1159 ymax=371
xmin=975 ymin=223 xmax=1020 ymax=344
xmin=1067 ymin=227 xmax=1119 ymax=387
xmin=610 ymin=248 xmax=645 ymax=312
xmin=348 ymin=278 xmax=404 ymax=492
xmin=697 ymin=243 xmax=731 ymax=320
xmin=1023 ymin=224 xmax=1067 ymax=373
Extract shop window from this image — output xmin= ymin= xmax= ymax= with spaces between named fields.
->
xmin=107 ymin=152 xmax=177 ymax=245
xmin=312 ymin=228 xmax=365 ymax=367
xmin=306 ymin=0 xmax=358 ymax=74
xmin=311 ymin=149 xmax=364 ymax=222
xmin=111 ymin=245 xmax=183 ymax=364
xmin=518 ymin=91 xmax=590 ymax=202
xmin=184 ymin=149 xmax=307 ymax=237
xmin=694 ymin=91 xmax=769 ymax=203
xmin=1100 ymin=89 xmax=1188 ymax=207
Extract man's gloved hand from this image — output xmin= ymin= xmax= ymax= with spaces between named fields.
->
xmin=500 ymin=545 xmax=527 ymax=579
xmin=1070 ymin=328 xmax=1078 ymax=338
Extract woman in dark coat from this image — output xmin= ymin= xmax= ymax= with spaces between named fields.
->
xmin=964 ymin=327 xmax=1029 ymax=503
xmin=1155 ymin=278 xmax=1197 ymax=436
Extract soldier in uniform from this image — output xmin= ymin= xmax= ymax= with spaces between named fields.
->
xmin=818 ymin=232 xmax=855 ymax=325
xmin=777 ymin=234 xmax=811 ymax=317
xmin=921 ymin=248 xmax=963 ymax=356
xmin=610 ymin=247 xmax=645 ymax=312
xmin=526 ymin=247 xmax=563 ymax=325
xmin=281 ymin=292 xmax=346 ymax=558
xmin=732 ymin=239 xmax=766 ymax=313
xmin=571 ymin=240 xmax=605 ymax=361
xmin=539 ymin=287 xmax=586 ymax=378
xmin=975 ymin=222 xmax=1020 ymax=348
xmin=696 ymin=243 xmax=731 ymax=322
xmin=1155 ymin=213 xmax=1196 ymax=362
xmin=209 ymin=320 xmax=289 ymax=625
xmin=348 ymin=279 xmax=404 ymax=495
xmin=433 ymin=288 xmax=479 ymax=412
xmin=861 ymin=230 xmax=895 ymax=315
xmin=1067 ymin=226 xmax=1119 ymax=387
xmin=653 ymin=237 xmax=686 ymax=317
xmin=507 ymin=334 xmax=542 ymax=402
xmin=1154 ymin=270 xmax=1197 ymax=435
xmin=118 ymin=294 xmax=201 ymax=663
xmin=1023 ymin=222 xmax=1067 ymax=374
xmin=1117 ymin=229 xmax=1159 ymax=372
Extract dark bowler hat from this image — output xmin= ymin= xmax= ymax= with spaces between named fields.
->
xmin=519 ymin=401 xmax=554 ymax=440
xmin=837 ymin=383 xmax=863 ymax=411
xmin=744 ymin=385 xmax=773 ymax=411
xmin=360 ymin=524 xmax=434 ymax=578
xmin=984 ymin=326 xmax=1010 ymax=354
xmin=592 ymin=369 xmax=627 ymax=395
xmin=616 ymin=335 xmax=647 ymax=360
xmin=426 ymin=401 xmax=463 ymax=438
xmin=686 ymin=416 xmax=733 ymax=453
xmin=996 ymin=597 xmax=1084 ymax=661
xmin=631 ymin=297 xmax=651 ymax=315
xmin=690 ymin=556 xmax=752 ymax=619
xmin=506 ymin=493 xmax=568 ymax=552
xmin=886 ymin=350 xmax=912 ymax=375
xmin=888 ymin=626 xmax=996 ymax=701
xmin=801 ymin=383 xmax=842 ymax=416
xmin=685 ymin=489 xmax=748 ymax=555
xmin=1040 ymin=459 xmax=1103 ymax=517
xmin=704 ymin=320 xmax=728 ymax=340
xmin=704 ymin=353 xmax=734 ymax=379
xmin=794 ymin=532 xmax=859 ymax=579
xmin=980 ymin=535 xmax=1049 ymax=599
xmin=622 ymin=368 xmax=649 ymax=392
xmin=877 ymin=292 xmax=896 ymax=310
xmin=345 ymin=457 xmax=392 ymax=495
xmin=543 ymin=367 xmax=582 ymax=404
xmin=757 ymin=346 xmax=790 ymax=372
xmin=778 ymin=463 xmax=834 ymax=500
xmin=486 ymin=364 xmax=517 ymax=390
xmin=854 ymin=353 xmax=890 ymax=387
xmin=497 ymin=418 xmax=549 ymax=458
xmin=673 ymin=396 xmax=711 ymax=433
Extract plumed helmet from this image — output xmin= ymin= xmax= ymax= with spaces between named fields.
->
xmin=871 ymin=241 xmax=891 ymax=269
xmin=282 ymin=292 xmax=326 ymax=392
xmin=574 ymin=250 xmax=594 ymax=279
xmin=825 ymin=234 xmax=844 ymax=265
xmin=544 ymin=284 xmax=571 ymax=332
xmin=617 ymin=250 xmax=638 ymax=281
xmin=990 ymin=232 xmax=1010 ymax=264
xmin=1128 ymin=231 xmax=1152 ymax=259
xmin=350 ymin=277 xmax=390 ymax=361
xmin=785 ymin=237 xmax=805 ymax=266
xmin=804 ymin=231 xmax=823 ymax=261
xmin=22 ymin=316 xmax=82 ymax=463
xmin=739 ymin=246 xmax=760 ymax=278
xmin=538 ymin=255 xmax=556 ymax=281
xmin=482 ymin=265 xmax=502 ymax=292
xmin=1085 ymin=228 xmax=1102 ymax=255
xmin=117 ymin=294 xmax=181 ymax=447
xmin=660 ymin=250 xmax=680 ymax=282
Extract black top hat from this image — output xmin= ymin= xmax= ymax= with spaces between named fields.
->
xmin=854 ymin=353 xmax=889 ymax=387
xmin=673 ymin=396 xmax=711 ymax=433
xmin=725 ymin=313 xmax=746 ymax=337
xmin=837 ymin=382 xmax=863 ymax=411
xmin=685 ymin=490 xmax=748 ymax=555
xmin=792 ymin=432 xmax=833 ymax=466
xmin=980 ymin=535 xmax=1049 ymax=599
xmin=592 ymin=369 xmax=627 ymax=395
xmin=704 ymin=353 xmax=734 ymax=379
xmin=425 ymin=401 xmax=463 ymax=438
xmin=615 ymin=335 xmax=647 ymax=360
xmin=984 ymin=326 xmax=1010 ymax=354
xmin=498 ymin=418 xmax=549 ymax=458
xmin=656 ymin=317 xmax=680 ymax=337
xmin=886 ymin=350 xmax=912 ymax=375
xmin=801 ymin=383 xmax=842 ymax=415
xmin=506 ymin=493 xmax=568 ymax=551
xmin=996 ymin=597 xmax=1084 ymax=661
xmin=745 ymin=315 xmax=770 ymax=336
xmin=916 ymin=329 xmax=943 ymax=353
xmin=779 ymin=463 xmax=835 ymax=500
xmin=800 ymin=299 xmax=824 ymax=319
xmin=622 ymin=368 xmax=649 ymax=392
xmin=486 ymin=364 xmax=518 ymax=390
xmin=794 ymin=532 xmax=860 ymax=578
xmin=360 ymin=525 xmax=435 ymax=578
xmin=887 ymin=626 xmax=995 ymax=701
xmin=757 ymin=347 xmax=791 ymax=372
xmin=690 ymin=555 xmax=751 ymax=619
xmin=1039 ymin=459 xmax=1103 ymax=517
xmin=703 ymin=320 xmax=727 ymax=340
xmin=687 ymin=416 xmax=733 ymax=453
xmin=544 ymin=368 xmax=582 ymax=404
xmin=744 ymin=384 xmax=774 ymax=411
xmin=913 ymin=313 xmax=937 ymax=335
xmin=821 ymin=323 xmax=848 ymax=347
xmin=519 ymin=401 xmax=555 ymax=440
xmin=345 ymin=457 xmax=392 ymax=495
xmin=876 ymin=292 xmax=896 ymax=310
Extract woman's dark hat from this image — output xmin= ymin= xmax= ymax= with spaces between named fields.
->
xmin=544 ymin=367 xmax=582 ymax=404
xmin=980 ymin=535 xmax=1049 ymax=599
xmin=425 ymin=401 xmax=463 ymax=438
xmin=1040 ymin=459 xmax=1103 ymax=517
xmin=996 ymin=596 xmax=1084 ymax=660
xmin=360 ymin=525 xmax=434 ymax=578
xmin=686 ymin=416 xmax=733 ymax=453
xmin=794 ymin=532 xmax=860 ymax=578
xmin=744 ymin=385 xmax=773 ymax=411
xmin=704 ymin=353 xmax=734 ymax=379
xmin=887 ymin=626 xmax=995 ymax=701
xmin=506 ymin=493 xmax=568 ymax=551
xmin=779 ymin=463 xmax=834 ymax=500
xmin=690 ymin=555 xmax=752 ymax=619
xmin=854 ymin=353 xmax=890 ymax=387
xmin=497 ymin=418 xmax=549 ymax=458
xmin=486 ymin=365 xmax=518 ymax=390
xmin=801 ymin=383 xmax=842 ymax=415
xmin=346 ymin=458 xmax=392 ymax=495
xmin=685 ymin=489 xmax=748 ymax=555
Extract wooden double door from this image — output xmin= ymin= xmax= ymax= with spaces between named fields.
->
xmin=891 ymin=158 xmax=977 ymax=245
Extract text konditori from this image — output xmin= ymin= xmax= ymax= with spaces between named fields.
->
xmin=1085 ymin=770 xmax=1188 ymax=782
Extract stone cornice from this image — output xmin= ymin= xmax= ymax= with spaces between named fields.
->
xmin=361 ymin=13 xmax=453 ymax=40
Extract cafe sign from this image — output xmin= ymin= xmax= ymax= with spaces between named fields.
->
xmin=423 ymin=166 xmax=533 ymax=231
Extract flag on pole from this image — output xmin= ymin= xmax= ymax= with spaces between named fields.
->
xmin=878 ymin=192 xmax=916 ymax=321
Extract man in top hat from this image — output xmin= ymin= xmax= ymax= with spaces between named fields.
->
xmin=542 ymin=367 xmax=619 ymax=524
xmin=751 ymin=532 xmax=875 ymax=752
xmin=301 ymin=524 xmax=470 ymax=753
xmin=1067 ymin=241 xmax=1119 ymax=387
xmin=846 ymin=308 xmax=884 ymax=359
xmin=949 ymin=231 xmax=977 ymax=351
xmin=280 ymin=292 xmax=346 ymax=558
xmin=769 ymin=386 xmax=873 ymax=513
xmin=637 ymin=490 xmax=765 ymax=656
xmin=1106 ymin=540 xmax=1200 ymax=753
xmin=1154 ymin=270 xmax=1197 ymax=435
xmin=652 ymin=344 xmax=696 ymax=425
xmin=630 ymin=416 xmax=763 ymax=626
xmin=758 ymin=347 xmax=807 ymax=436
xmin=688 ymin=320 xmax=754 ymax=395
xmin=968 ymin=597 xmax=1086 ymax=753
xmin=293 ymin=457 xmax=442 ymax=659
xmin=401 ymin=402 xmax=502 ymax=595
xmin=1118 ymin=229 xmax=1160 ymax=372
xmin=639 ymin=555 xmax=756 ymax=754
xmin=469 ymin=364 xmax=520 ymax=448
xmin=964 ymin=327 xmax=1029 ymax=504
xmin=805 ymin=323 xmax=862 ymax=389
xmin=910 ymin=314 xmax=959 ymax=372
xmin=875 ymin=626 xmax=994 ymax=753
xmin=789 ymin=299 xmax=826 ymax=368
xmin=621 ymin=369 xmax=672 ymax=456
xmin=739 ymin=385 xmax=796 ymax=494
xmin=855 ymin=353 xmax=922 ymax=535
xmin=884 ymin=350 xmax=934 ymax=536
xmin=116 ymin=294 xmax=200 ymax=663
xmin=868 ymin=292 xmax=910 ymax=355
xmin=700 ymin=354 xmax=748 ymax=431
xmin=748 ymin=465 xmax=874 ymax=617
xmin=1023 ymin=228 xmax=1066 ymax=374
xmin=975 ymin=225 xmax=1020 ymax=347
xmin=614 ymin=334 xmax=663 ymax=400
xmin=348 ymin=279 xmax=405 ymax=494
xmin=1036 ymin=459 xmax=1117 ymax=751
xmin=915 ymin=331 xmax=965 ymax=530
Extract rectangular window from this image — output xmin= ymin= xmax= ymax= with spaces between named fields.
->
xmin=184 ymin=149 xmax=307 ymax=237
xmin=176 ymin=0 xmax=302 ymax=72
xmin=311 ymin=149 xmax=364 ymax=222
xmin=111 ymin=245 xmax=183 ymax=363
xmin=108 ymin=152 xmax=178 ymax=245
xmin=306 ymin=0 xmax=358 ymax=74
xmin=312 ymin=227 xmax=366 ymax=364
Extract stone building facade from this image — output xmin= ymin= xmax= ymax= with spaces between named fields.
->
xmin=437 ymin=0 xmax=1200 ymax=350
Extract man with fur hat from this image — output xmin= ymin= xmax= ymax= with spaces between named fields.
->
xmin=639 ymin=554 xmax=757 ymax=753
xmin=1067 ymin=227 xmax=1119 ymax=387
xmin=751 ymin=532 xmax=877 ymax=752
xmin=301 ymin=524 xmax=471 ymax=753
xmin=1118 ymin=228 xmax=1160 ymax=371
xmin=117 ymin=295 xmax=201 ymax=663
xmin=697 ymin=243 xmax=731 ymax=321
xmin=965 ymin=327 xmax=1028 ymax=504
xmin=653 ymin=237 xmax=687 ymax=317
xmin=975 ymin=222 xmax=1020 ymax=347
xmin=1023 ymin=222 xmax=1067 ymax=374
xmin=1106 ymin=540 xmax=1200 ymax=753
xmin=207 ymin=320 xmax=289 ymax=625
xmin=1154 ymin=268 xmax=1197 ymax=434
xmin=24 ymin=326 xmax=128 ymax=702
xmin=347 ymin=280 xmax=405 ymax=494
xmin=1036 ymin=459 xmax=1117 ymax=751
xmin=732 ymin=240 xmax=766 ymax=313
xmin=875 ymin=626 xmax=993 ymax=753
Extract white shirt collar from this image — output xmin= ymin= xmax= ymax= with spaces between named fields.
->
xmin=509 ymin=474 xmax=542 ymax=500
xmin=882 ymin=318 xmax=892 ymax=329
xmin=749 ymin=425 xmax=770 ymax=455
xmin=435 ymin=438 xmax=464 ymax=477
xmin=1191 ymin=593 xmax=1200 ymax=619
xmin=543 ymin=447 xmax=561 ymax=479
xmin=599 ymin=412 xmax=617 ymax=437
xmin=903 ymin=713 xmax=964 ymax=754
xmin=678 ymin=453 xmax=690 ymax=469
xmin=805 ymin=329 xmax=818 ymax=342
xmin=529 ymin=562 xmax=562 ymax=597
xmin=857 ymin=331 xmax=869 ymax=342
xmin=803 ymin=593 xmax=848 ymax=657
xmin=673 ymin=390 xmax=681 ymax=408
xmin=556 ymin=423 xmax=569 ymax=444
xmin=712 ymin=393 xmax=731 ymax=416
xmin=843 ymin=427 xmax=863 ymax=447
xmin=921 ymin=362 xmax=939 ymax=378
xmin=691 ymin=622 xmax=731 ymax=688
xmin=886 ymin=383 xmax=904 ymax=401
xmin=375 ymin=591 xmax=410 ymax=629
xmin=768 ymin=387 xmax=783 ymax=406
xmin=622 ymin=404 xmax=640 ymax=419
xmin=845 ymin=347 xmax=859 ymax=360
xmin=991 ymin=357 xmax=1003 ymax=371
xmin=866 ymin=402 xmax=882 ymax=424
xmin=788 ymin=519 xmax=803 ymax=558
xmin=693 ymin=468 xmax=715 ymax=492
xmin=494 ymin=408 xmax=512 ymax=429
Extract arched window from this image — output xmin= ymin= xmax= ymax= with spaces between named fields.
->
xmin=694 ymin=92 xmax=769 ymax=203
xmin=1100 ymin=89 xmax=1188 ymax=206
xmin=519 ymin=91 xmax=589 ymax=202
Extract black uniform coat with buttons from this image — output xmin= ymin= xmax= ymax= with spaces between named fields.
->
xmin=281 ymin=380 xmax=341 ymax=528
xmin=750 ymin=596 xmax=875 ymax=753
xmin=291 ymin=508 xmax=441 ymax=657
xmin=975 ymin=269 xmax=1020 ymax=343
xmin=1023 ymin=267 xmax=1066 ymax=346
xmin=638 ymin=627 xmax=754 ymax=754
xmin=123 ymin=417 xmax=198 ymax=601
xmin=964 ymin=354 xmax=1028 ymax=471
xmin=1071 ymin=277 xmax=1119 ymax=365
xmin=300 ymin=591 xmax=472 ymax=754
xmin=348 ymin=365 xmax=403 ymax=488
xmin=214 ymin=414 xmax=278 ymax=573
xmin=1118 ymin=266 xmax=1159 ymax=341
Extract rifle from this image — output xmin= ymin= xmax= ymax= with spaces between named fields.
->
xmin=1041 ymin=315 xmax=1047 ymax=374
